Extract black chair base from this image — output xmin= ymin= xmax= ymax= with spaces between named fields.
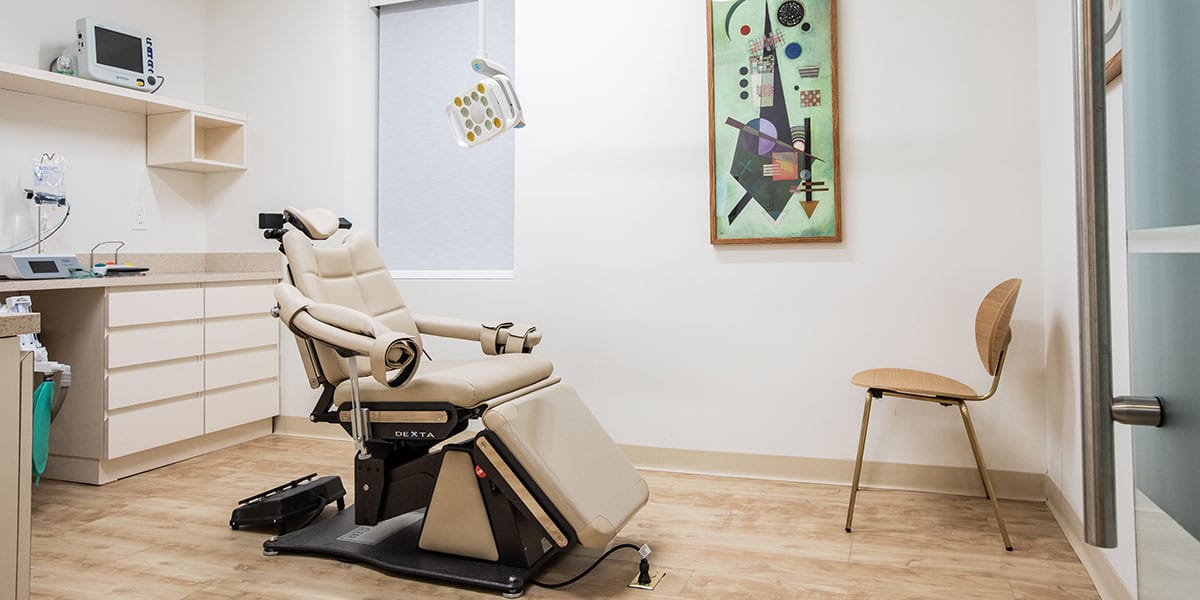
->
xmin=262 ymin=506 xmax=557 ymax=597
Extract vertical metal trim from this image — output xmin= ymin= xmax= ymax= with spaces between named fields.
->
xmin=1072 ymin=0 xmax=1117 ymax=548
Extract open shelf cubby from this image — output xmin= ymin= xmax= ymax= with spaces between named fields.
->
xmin=147 ymin=111 xmax=246 ymax=173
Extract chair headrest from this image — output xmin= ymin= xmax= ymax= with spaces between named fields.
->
xmin=284 ymin=207 xmax=341 ymax=240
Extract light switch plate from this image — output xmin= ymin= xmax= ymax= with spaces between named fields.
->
xmin=132 ymin=204 xmax=148 ymax=230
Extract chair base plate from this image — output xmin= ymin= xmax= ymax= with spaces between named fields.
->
xmin=262 ymin=505 xmax=556 ymax=595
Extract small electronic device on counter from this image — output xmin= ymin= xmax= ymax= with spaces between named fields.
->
xmin=0 ymin=254 xmax=83 ymax=280
xmin=88 ymin=240 xmax=148 ymax=277
xmin=93 ymin=263 xmax=149 ymax=277
xmin=74 ymin=17 xmax=162 ymax=92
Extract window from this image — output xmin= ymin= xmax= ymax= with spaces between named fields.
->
xmin=377 ymin=0 xmax=516 ymax=278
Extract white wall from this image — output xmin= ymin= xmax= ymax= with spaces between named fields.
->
xmin=0 ymin=0 xmax=209 ymax=254
xmin=1036 ymin=0 xmax=1137 ymax=595
xmin=203 ymin=0 xmax=378 ymax=415
xmin=3 ymin=1 xmax=1055 ymax=477
xmin=203 ymin=0 xmax=347 ymax=250
xmin=340 ymin=0 xmax=1052 ymax=474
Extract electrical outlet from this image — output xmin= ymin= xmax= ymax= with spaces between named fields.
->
xmin=132 ymin=205 xmax=148 ymax=230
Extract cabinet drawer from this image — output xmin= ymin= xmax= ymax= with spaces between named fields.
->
xmin=108 ymin=287 xmax=203 ymax=327
xmin=205 ymin=283 xmax=276 ymax=319
xmin=205 ymin=347 xmax=278 ymax=391
xmin=107 ymin=395 xmax=204 ymax=459
xmin=205 ymin=315 xmax=277 ymax=354
xmin=205 ymin=379 xmax=279 ymax=433
xmin=108 ymin=358 xmax=204 ymax=410
xmin=108 ymin=321 xmax=204 ymax=369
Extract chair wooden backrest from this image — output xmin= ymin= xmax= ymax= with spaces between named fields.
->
xmin=974 ymin=279 xmax=1022 ymax=376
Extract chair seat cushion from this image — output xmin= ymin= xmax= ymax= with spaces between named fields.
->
xmin=851 ymin=368 xmax=977 ymax=399
xmin=334 ymin=354 xmax=554 ymax=408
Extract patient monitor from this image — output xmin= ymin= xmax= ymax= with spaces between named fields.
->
xmin=74 ymin=18 xmax=163 ymax=92
xmin=256 ymin=208 xmax=650 ymax=596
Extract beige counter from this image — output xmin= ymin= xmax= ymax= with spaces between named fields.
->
xmin=0 ymin=271 xmax=280 ymax=293
xmin=0 ymin=251 xmax=282 ymax=293
xmin=0 ymin=313 xmax=40 ymax=337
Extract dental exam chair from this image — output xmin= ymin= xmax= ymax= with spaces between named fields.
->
xmin=259 ymin=208 xmax=649 ymax=597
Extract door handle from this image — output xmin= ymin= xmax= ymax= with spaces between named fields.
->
xmin=1111 ymin=396 xmax=1164 ymax=427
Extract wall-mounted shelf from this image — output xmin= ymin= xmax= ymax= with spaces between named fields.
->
xmin=0 ymin=61 xmax=247 ymax=172
xmin=0 ymin=62 xmax=244 ymax=120
xmin=148 ymin=112 xmax=246 ymax=172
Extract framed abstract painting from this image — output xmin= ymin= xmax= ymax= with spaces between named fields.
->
xmin=708 ymin=0 xmax=841 ymax=244
xmin=1104 ymin=0 xmax=1122 ymax=83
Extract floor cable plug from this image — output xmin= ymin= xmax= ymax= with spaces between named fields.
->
xmin=628 ymin=544 xmax=665 ymax=591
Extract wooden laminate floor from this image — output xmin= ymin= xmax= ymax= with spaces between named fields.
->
xmin=30 ymin=436 xmax=1099 ymax=599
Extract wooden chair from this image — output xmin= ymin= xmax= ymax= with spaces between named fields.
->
xmin=844 ymin=278 xmax=1021 ymax=551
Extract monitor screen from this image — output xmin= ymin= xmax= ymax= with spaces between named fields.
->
xmin=28 ymin=260 xmax=59 ymax=274
xmin=94 ymin=26 xmax=143 ymax=73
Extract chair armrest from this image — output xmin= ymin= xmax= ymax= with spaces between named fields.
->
xmin=276 ymin=284 xmax=421 ymax=387
xmin=413 ymin=313 xmax=543 ymax=355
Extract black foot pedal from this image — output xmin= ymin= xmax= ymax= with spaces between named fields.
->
xmin=230 ymin=473 xmax=346 ymax=535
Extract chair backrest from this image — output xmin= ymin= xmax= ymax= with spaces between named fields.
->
xmin=974 ymin=278 xmax=1022 ymax=376
xmin=282 ymin=230 xmax=421 ymax=385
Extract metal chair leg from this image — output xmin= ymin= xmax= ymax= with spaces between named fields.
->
xmin=846 ymin=390 xmax=874 ymax=533
xmin=952 ymin=401 xmax=991 ymax=500
xmin=958 ymin=402 xmax=1013 ymax=551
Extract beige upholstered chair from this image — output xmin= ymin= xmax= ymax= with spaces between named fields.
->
xmin=259 ymin=208 xmax=650 ymax=596
xmin=844 ymin=278 xmax=1021 ymax=551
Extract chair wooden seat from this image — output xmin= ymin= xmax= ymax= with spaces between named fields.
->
xmin=851 ymin=368 xmax=977 ymax=399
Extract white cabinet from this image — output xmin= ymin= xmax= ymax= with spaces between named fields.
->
xmin=107 ymin=287 xmax=204 ymax=327
xmin=108 ymin=320 xmax=204 ymax=368
xmin=199 ymin=282 xmax=279 ymax=435
xmin=107 ymin=396 xmax=205 ymax=459
xmin=35 ymin=279 xmax=280 ymax=484
xmin=107 ymin=358 xmax=203 ymax=411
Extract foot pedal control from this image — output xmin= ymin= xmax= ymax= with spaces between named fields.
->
xmin=230 ymin=473 xmax=346 ymax=535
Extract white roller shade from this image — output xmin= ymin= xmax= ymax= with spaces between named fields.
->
xmin=377 ymin=0 xmax=515 ymax=275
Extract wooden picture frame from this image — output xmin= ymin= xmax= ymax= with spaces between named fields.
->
xmin=708 ymin=0 xmax=841 ymax=245
xmin=1104 ymin=0 xmax=1122 ymax=84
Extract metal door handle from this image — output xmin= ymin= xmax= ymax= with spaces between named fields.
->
xmin=1074 ymin=0 xmax=1117 ymax=549
xmin=1111 ymin=396 xmax=1164 ymax=427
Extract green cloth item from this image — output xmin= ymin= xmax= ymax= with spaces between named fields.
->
xmin=32 ymin=380 xmax=55 ymax=485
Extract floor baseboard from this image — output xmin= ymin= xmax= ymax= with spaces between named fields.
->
xmin=273 ymin=416 xmax=1044 ymax=501
xmin=622 ymin=444 xmax=1046 ymax=501
xmin=1043 ymin=478 xmax=1134 ymax=600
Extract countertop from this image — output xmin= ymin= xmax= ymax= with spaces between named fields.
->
xmin=0 ymin=313 xmax=40 ymax=337
xmin=0 ymin=271 xmax=280 ymax=293
xmin=0 ymin=251 xmax=283 ymax=293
